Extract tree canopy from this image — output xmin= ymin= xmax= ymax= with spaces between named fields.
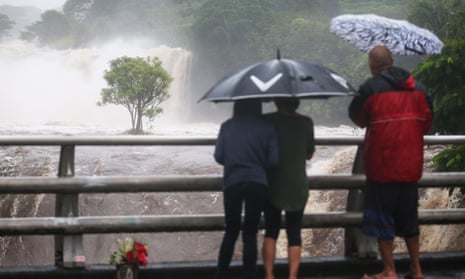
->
xmin=0 ymin=13 xmax=14 ymax=38
xmin=408 ymin=0 xmax=465 ymax=173
xmin=413 ymin=40 xmax=465 ymax=135
xmin=99 ymin=56 xmax=173 ymax=133
xmin=20 ymin=10 xmax=78 ymax=48
xmin=409 ymin=0 xmax=465 ymax=135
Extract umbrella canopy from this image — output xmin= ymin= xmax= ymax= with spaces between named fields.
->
xmin=329 ymin=13 xmax=444 ymax=55
xmin=198 ymin=57 xmax=354 ymax=102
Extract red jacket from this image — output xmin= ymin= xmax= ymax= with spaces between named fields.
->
xmin=349 ymin=66 xmax=433 ymax=183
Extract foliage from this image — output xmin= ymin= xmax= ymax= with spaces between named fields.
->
xmin=109 ymin=237 xmax=148 ymax=267
xmin=414 ymin=42 xmax=465 ymax=173
xmin=190 ymin=0 xmax=276 ymax=70
xmin=408 ymin=0 xmax=465 ymax=40
xmin=0 ymin=13 xmax=14 ymax=38
xmin=340 ymin=0 xmax=409 ymax=18
xmin=99 ymin=56 xmax=172 ymax=133
xmin=409 ymin=0 xmax=465 ymax=175
xmin=432 ymin=145 xmax=465 ymax=172
xmin=63 ymin=0 xmax=189 ymax=45
xmin=412 ymin=42 xmax=465 ymax=135
xmin=20 ymin=10 xmax=79 ymax=48
xmin=63 ymin=0 xmax=93 ymax=23
xmin=409 ymin=0 xmax=465 ymax=135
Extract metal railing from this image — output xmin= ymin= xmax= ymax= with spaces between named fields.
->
xmin=0 ymin=135 xmax=465 ymax=268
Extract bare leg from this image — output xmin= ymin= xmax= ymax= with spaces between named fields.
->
xmin=378 ymin=238 xmax=397 ymax=277
xmin=262 ymin=237 xmax=276 ymax=279
xmin=362 ymin=239 xmax=397 ymax=279
xmin=288 ymin=246 xmax=301 ymax=279
xmin=405 ymin=235 xmax=423 ymax=279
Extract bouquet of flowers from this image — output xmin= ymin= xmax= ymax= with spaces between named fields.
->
xmin=110 ymin=237 xmax=148 ymax=267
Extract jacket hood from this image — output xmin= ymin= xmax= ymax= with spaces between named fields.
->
xmin=380 ymin=66 xmax=415 ymax=90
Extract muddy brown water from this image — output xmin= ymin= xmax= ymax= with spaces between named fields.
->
xmin=0 ymin=125 xmax=461 ymax=266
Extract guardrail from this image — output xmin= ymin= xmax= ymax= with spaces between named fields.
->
xmin=0 ymin=135 xmax=464 ymax=268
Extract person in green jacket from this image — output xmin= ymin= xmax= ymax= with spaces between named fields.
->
xmin=262 ymin=97 xmax=315 ymax=279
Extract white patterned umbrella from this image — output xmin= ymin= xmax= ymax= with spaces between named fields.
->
xmin=330 ymin=13 xmax=444 ymax=55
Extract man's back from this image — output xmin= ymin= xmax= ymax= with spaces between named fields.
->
xmin=349 ymin=66 xmax=433 ymax=182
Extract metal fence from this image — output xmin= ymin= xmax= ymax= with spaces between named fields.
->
xmin=0 ymin=135 xmax=464 ymax=268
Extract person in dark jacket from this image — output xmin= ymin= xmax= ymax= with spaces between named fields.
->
xmin=214 ymin=99 xmax=279 ymax=279
xmin=349 ymin=45 xmax=433 ymax=279
xmin=261 ymin=97 xmax=315 ymax=279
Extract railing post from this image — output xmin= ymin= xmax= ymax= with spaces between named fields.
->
xmin=345 ymin=145 xmax=378 ymax=258
xmin=55 ymin=145 xmax=85 ymax=268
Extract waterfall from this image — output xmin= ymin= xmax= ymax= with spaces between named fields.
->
xmin=146 ymin=45 xmax=192 ymax=124
xmin=0 ymin=39 xmax=192 ymax=129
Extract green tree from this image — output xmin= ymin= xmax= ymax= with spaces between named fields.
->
xmin=99 ymin=56 xmax=173 ymax=134
xmin=409 ymin=0 xmax=465 ymax=135
xmin=20 ymin=10 xmax=78 ymax=48
xmin=64 ymin=0 xmax=187 ymax=44
xmin=63 ymin=0 xmax=93 ymax=22
xmin=432 ymin=145 xmax=465 ymax=172
xmin=409 ymin=1 xmax=465 ymax=173
xmin=191 ymin=0 xmax=276 ymax=69
xmin=412 ymin=41 xmax=465 ymax=135
xmin=0 ymin=13 xmax=14 ymax=38
xmin=408 ymin=0 xmax=465 ymax=40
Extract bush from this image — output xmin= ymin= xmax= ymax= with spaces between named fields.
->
xmin=432 ymin=145 xmax=465 ymax=172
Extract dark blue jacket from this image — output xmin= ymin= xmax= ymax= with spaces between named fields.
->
xmin=214 ymin=114 xmax=279 ymax=189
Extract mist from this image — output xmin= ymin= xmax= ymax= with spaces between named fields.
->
xmin=0 ymin=0 xmax=65 ymax=11
xmin=0 ymin=38 xmax=192 ymax=129
xmin=0 ymin=0 xmax=427 ymax=129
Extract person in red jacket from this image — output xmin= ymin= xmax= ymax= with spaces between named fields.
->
xmin=348 ymin=45 xmax=433 ymax=279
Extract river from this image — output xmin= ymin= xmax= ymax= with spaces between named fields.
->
xmin=0 ymin=122 xmax=358 ymax=266
xmin=0 ymin=123 xmax=463 ymax=266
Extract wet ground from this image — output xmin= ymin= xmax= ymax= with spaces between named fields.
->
xmin=0 ymin=251 xmax=464 ymax=278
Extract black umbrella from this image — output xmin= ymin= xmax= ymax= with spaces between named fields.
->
xmin=330 ymin=13 xmax=444 ymax=56
xmin=198 ymin=52 xmax=354 ymax=103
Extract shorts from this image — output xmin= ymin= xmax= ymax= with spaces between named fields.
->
xmin=263 ymin=202 xmax=304 ymax=246
xmin=362 ymin=180 xmax=420 ymax=240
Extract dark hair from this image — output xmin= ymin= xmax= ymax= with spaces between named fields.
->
xmin=274 ymin=97 xmax=300 ymax=112
xmin=233 ymin=99 xmax=262 ymax=116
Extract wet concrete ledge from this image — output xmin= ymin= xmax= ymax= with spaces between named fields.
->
xmin=0 ymin=251 xmax=464 ymax=279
